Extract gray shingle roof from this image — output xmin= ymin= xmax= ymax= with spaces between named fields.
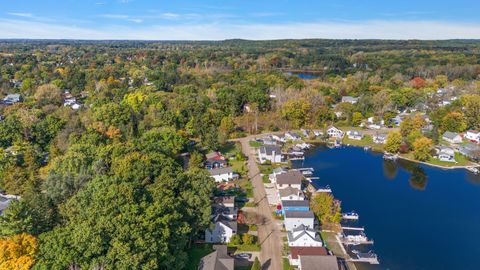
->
xmin=442 ymin=131 xmax=460 ymax=140
xmin=287 ymin=224 xmax=321 ymax=244
xmin=209 ymin=167 xmax=233 ymax=176
xmin=198 ymin=245 xmax=234 ymax=270
xmin=281 ymin=200 xmax=309 ymax=208
xmin=285 ymin=210 xmax=314 ymax=219
xmin=276 ymin=170 xmax=303 ymax=185
xmin=299 ymin=255 xmax=340 ymax=270
xmin=260 ymin=145 xmax=281 ymax=155
xmin=279 ymin=187 xmax=302 ymax=198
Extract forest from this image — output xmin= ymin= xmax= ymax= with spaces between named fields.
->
xmin=0 ymin=39 xmax=479 ymax=269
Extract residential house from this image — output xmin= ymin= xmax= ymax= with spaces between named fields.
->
xmin=299 ymin=255 xmax=340 ymax=270
xmin=198 ymin=245 xmax=234 ymax=270
xmin=326 ymin=126 xmax=344 ymax=139
xmin=442 ymin=131 xmax=462 ymax=144
xmin=281 ymin=200 xmax=309 ymax=215
xmin=285 ymin=132 xmax=302 ymax=141
xmin=341 ymin=96 xmax=359 ymax=104
xmin=279 ymin=187 xmax=305 ymax=201
xmin=269 ymin=167 xmax=288 ymax=183
xmin=258 ymin=145 xmax=283 ymax=164
xmin=212 ymin=196 xmax=237 ymax=220
xmin=262 ymin=137 xmax=277 ymax=146
xmin=205 ymin=215 xmax=237 ymax=243
xmin=275 ymin=170 xmax=303 ymax=190
xmin=205 ymin=152 xmax=227 ymax=169
xmin=312 ymin=130 xmax=323 ymax=137
xmin=271 ymin=134 xmax=287 ymax=143
xmin=284 ymin=210 xmax=315 ymax=231
xmin=288 ymin=246 xmax=328 ymax=267
xmin=3 ymin=94 xmax=22 ymax=105
xmin=287 ymin=224 xmax=323 ymax=247
xmin=209 ymin=167 xmax=235 ymax=183
xmin=373 ymin=133 xmax=387 ymax=144
xmin=346 ymin=131 xmax=363 ymax=140
xmin=459 ymin=143 xmax=480 ymax=161
xmin=435 ymin=146 xmax=456 ymax=162
xmin=0 ymin=194 xmax=19 ymax=216
xmin=465 ymin=130 xmax=480 ymax=143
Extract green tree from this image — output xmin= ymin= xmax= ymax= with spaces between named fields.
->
xmin=281 ymin=99 xmax=312 ymax=129
xmin=385 ymin=131 xmax=402 ymax=153
xmin=461 ymin=94 xmax=480 ymax=129
xmin=251 ymin=257 xmax=261 ymax=270
xmin=351 ymin=112 xmax=363 ymax=126
xmin=441 ymin=111 xmax=467 ymax=132
xmin=413 ymin=137 xmax=433 ymax=161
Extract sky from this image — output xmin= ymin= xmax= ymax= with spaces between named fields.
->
xmin=0 ymin=0 xmax=480 ymax=40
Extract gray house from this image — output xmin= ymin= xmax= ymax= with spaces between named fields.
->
xmin=3 ymin=94 xmax=22 ymax=105
xmin=198 ymin=245 xmax=234 ymax=270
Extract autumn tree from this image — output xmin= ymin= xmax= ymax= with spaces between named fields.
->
xmin=34 ymin=84 xmax=62 ymax=106
xmin=413 ymin=137 xmax=433 ymax=161
xmin=385 ymin=131 xmax=402 ymax=153
xmin=441 ymin=112 xmax=467 ymax=132
xmin=0 ymin=233 xmax=38 ymax=270
xmin=461 ymin=94 xmax=480 ymax=129
xmin=310 ymin=193 xmax=341 ymax=225
xmin=281 ymin=99 xmax=312 ymax=129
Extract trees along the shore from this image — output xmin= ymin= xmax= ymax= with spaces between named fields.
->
xmin=413 ymin=137 xmax=433 ymax=161
xmin=461 ymin=94 xmax=480 ymax=129
xmin=385 ymin=131 xmax=402 ymax=153
xmin=310 ymin=192 xmax=341 ymax=225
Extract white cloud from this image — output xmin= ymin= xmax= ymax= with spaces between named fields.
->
xmin=100 ymin=14 xmax=130 ymax=19
xmin=7 ymin=12 xmax=33 ymax=18
xmin=0 ymin=19 xmax=479 ymax=40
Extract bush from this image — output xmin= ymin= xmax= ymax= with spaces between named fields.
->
xmin=242 ymin=234 xmax=256 ymax=245
xmin=229 ymin=234 xmax=243 ymax=245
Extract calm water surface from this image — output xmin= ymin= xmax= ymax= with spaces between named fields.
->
xmin=294 ymin=146 xmax=480 ymax=270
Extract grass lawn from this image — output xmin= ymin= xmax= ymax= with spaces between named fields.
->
xmin=235 ymin=244 xmax=261 ymax=252
xmin=283 ymin=258 xmax=294 ymax=270
xmin=427 ymin=152 xmax=472 ymax=167
xmin=249 ymin=140 xmax=263 ymax=148
xmin=343 ymin=135 xmax=384 ymax=152
xmin=231 ymin=159 xmax=247 ymax=175
xmin=186 ymin=244 xmax=213 ymax=270
xmin=238 ymin=179 xmax=254 ymax=198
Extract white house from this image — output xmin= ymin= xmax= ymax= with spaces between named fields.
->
xmin=287 ymin=224 xmax=323 ymax=247
xmin=271 ymin=135 xmax=287 ymax=143
xmin=436 ymin=147 xmax=456 ymax=162
xmin=279 ymin=187 xmax=305 ymax=201
xmin=258 ymin=145 xmax=283 ymax=164
xmin=3 ymin=94 xmax=22 ymax=105
xmin=346 ymin=131 xmax=363 ymax=140
xmin=341 ymin=96 xmax=359 ymax=104
xmin=285 ymin=132 xmax=302 ymax=141
xmin=326 ymin=126 xmax=344 ymax=139
xmin=205 ymin=215 xmax=237 ymax=243
xmin=209 ymin=167 xmax=235 ymax=183
xmin=373 ymin=134 xmax=388 ymax=144
xmin=465 ymin=130 xmax=480 ymax=143
xmin=312 ymin=130 xmax=323 ymax=137
xmin=275 ymin=170 xmax=303 ymax=190
xmin=442 ymin=131 xmax=463 ymax=144
xmin=284 ymin=211 xmax=315 ymax=231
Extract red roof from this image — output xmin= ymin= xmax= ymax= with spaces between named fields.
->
xmin=290 ymin=246 xmax=328 ymax=259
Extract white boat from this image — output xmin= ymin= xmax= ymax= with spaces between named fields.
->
xmin=466 ymin=166 xmax=479 ymax=174
xmin=316 ymin=185 xmax=332 ymax=193
xmin=342 ymin=211 xmax=359 ymax=220
xmin=383 ymin=153 xmax=398 ymax=161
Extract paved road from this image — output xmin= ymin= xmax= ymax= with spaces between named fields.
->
xmin=238 ymin=136 xmax=283 ymax=270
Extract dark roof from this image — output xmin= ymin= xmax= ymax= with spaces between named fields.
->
xmin=299 ymin=255 xmax=339 ymax=270
xmin=214 ymin=215 xmax=237 ymax=231
xmin=290 ymin=246 xmax=328 ymax=259
xmin=260 ymin=145 xmax=281 ymax=155
xmin=442 ymin=131 xmax=460 ymax=140
xmin=213 ymin=196 xmax=235 ymax=205
xmin=285 ymin=210 xmax=314 ymax=219
xmin=276 ymin=171 xmax=303 ymax=185
xmin=282 ymin=200 xmax=309 ymax=208
xmin=198 ymin=245 xmax=234 ymax=270
xmin=209 ymin=167 xmax=234 ymax=175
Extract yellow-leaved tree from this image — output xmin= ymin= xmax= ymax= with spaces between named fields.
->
xmin=0 ymin=233 xmax=38 ymax=270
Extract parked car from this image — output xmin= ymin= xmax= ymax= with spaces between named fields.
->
xmin=235 ymin=253 xmax=252 ymax=259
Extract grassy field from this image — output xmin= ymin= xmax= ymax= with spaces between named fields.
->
xmin=249 ymin=140 xmax=263 ymax=148
xmin=342 ymin=135 xmax=384 ymax=152
xmin=186 ymin=244 xmax=213 ymax=270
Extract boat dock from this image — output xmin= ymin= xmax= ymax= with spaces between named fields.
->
xmin=341 ymin=226 xmax=364 ymax=231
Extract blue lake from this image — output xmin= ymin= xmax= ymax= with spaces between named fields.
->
xmin=293 ymin=146 xmax=480 ymax=270
xmin=287 ymin=72 xmax=321 ymax=80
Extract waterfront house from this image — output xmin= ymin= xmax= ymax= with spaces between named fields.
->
xmin=198 ymin=245 xmax=234 ymax=270
xmin=284 ymin=210 xmax=315 ymax=231
xmin=299 ymin=255 xmax=340 ymax=270
xmin=2 ymin=94 xmax=22 ymax=105
xmin=288 ymin=247 xmax=328 ymax=267
xmin=0 ymin=194 xmax=19 ymax=216
xmin=285 ymin=132 xmax=302 ymax=141
xmin=442 ymin=131 xmax=463 ymax=144
xmin=326 ymin=126 xmax=344 ymax=139
xmin=301 ymin=129 xmax=310 ymax=137
xmin=209 ymin=167 xmax=235 ymax=183
xmin=261 ymin=137 xmax=277 ymax=146
xmin=312 ymin=130 xmax=323 ymax=137
xmin=458 ymin=143 xmax=480 ymax=161
xmin=346 ymin=131 xmax=363 ymax=140
xmin=373 ymin=133 xmax=388 ymax=144
xmin=275 ymin=170 xmax=303 ymax=190
xmin=258 ymin=145 xmax=283 ymax=164
xmin=281 ymin=200 xmax=310 ymax=215
xmin=287 ymin=224 xmax=323 ymax=247
xmin=279 ymin=187 xmax=305 ymax=201
xmin=435 ymin=146 xmax=456 ymax=162
xmin=465 ymin=130 xmax=480 ymax=143
xmin=272 ymin=134 xmax=287 ymax=143
xmin=341 ymin=96 xmax=359 ymax=104
xmin=269 ymin=167 xmax=288 ymax=183
xmin=205 ymin=215 xmax=237 ymax=243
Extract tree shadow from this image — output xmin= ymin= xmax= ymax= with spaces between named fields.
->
xmin=262 ymin=258 xmax=271 ymax=270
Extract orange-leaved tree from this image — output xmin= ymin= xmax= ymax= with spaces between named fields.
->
xmin=0 ymin=233 xmax=38 ymax=270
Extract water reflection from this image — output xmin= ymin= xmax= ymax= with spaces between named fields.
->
xmin=382 ymin=160 xmax=398 ymax=180
xmin=387 ymin=160 xmax=428 ymax=190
